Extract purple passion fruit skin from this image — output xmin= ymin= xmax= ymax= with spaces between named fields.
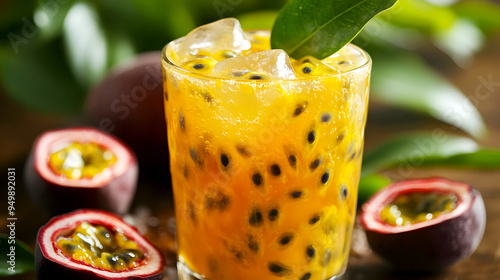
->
xmin=361 ymin=178 xmax=486 ymax=271
xmin=85 ymin=51 xmax=169 ymax=172
xmin=36 ymin=209 xmax=164 ymax=280
xmin=25 ymin=127 xmax=138 ymax=216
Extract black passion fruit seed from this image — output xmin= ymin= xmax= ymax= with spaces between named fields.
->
xmin=231 ymin=247 xmax=244 ymax=261
xmin=268 ymin=208 xmax=279 ymax=222
xmin=179 ymin=109 xmax=185 ymax=132
xmin=247 ymin=73 xmax=265 ymax=80
xmin=320 ymin=113 xmax=332 ymax=123
xmin=307 ymin=130 xmax=316 ymax=144
xmin=236 ymin=145 xmax=250 ymax=157
xmin=302 ymin=66 xmax=312 ymax=74
xmin=270 ymin=164 xmax=281 ymax=176
xmin=321 ymin=172 xmax=330 ymax=185
xmin=301 ymin=272 xmax=312 ymax=280
xmin=252 ymin=173 xmax=263 ymax=187
xmin=293 ymin=103 xmax=308 ymax=117
xmin=309 ymin=214 xmax=321 ymax=225
xmin=306 ymin=245 xmax=316 ymax=258
xmin=248 ymin=236 xmax=259 ymax=253
xmin=268 ymin=262 xmax=291 ymax=276
xmin=337 ymin=132 xmax=345 ymax=143
xmin=183 ymin=58 xmax=217 ymax=73
xmin=340 ymin=184 xmax=348 ymax=201
xmin=189 ymin=148 xmax=198 ymax=162
xmin=220 ymin=153 xmax=229 ymax=168
xmin=279 ymin=233 xmax=294 ymax=246
xmin=350 ymin=152 xmax=356 ymax=161
xmin=204 ymin=191 xmax=228 ymax=211
xmin=288 ymin=155 xmax=297 ymax=168
xmin=290 ymin=190 xmax=303 ymax=199
xmin=310 ymin=159 xmax=321 ymax=170
xmin=249 ymin=209 xmax=263 ymax=227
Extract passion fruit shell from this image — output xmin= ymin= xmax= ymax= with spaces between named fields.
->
xmin=25 ymin=127 xmax=138 ymax=215
xmin=360 ymin=178 xmax=486 ymax=271
xmin=35 ymin=209 xmax=164 ymax=280
xmin=85 ymin=51 xmax=168 ymax=171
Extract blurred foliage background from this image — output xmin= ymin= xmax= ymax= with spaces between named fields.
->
xmin=0 ymin=0 xmax=498 ymax=117
xmin=1 ymin=0 xmax=500 ymax=197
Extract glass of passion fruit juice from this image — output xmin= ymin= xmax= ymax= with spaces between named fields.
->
xmin=162 ymin=19 xmax=371 ymax=280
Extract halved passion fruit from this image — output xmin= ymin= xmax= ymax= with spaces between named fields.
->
xmin=85 ymin=52 xmax=169 ymax=172
xmin=25 ymin=127 xmax=138 ymax=215
xmin=36 ymin=209 xmax=164 ymax=279
xmin=361 ymin=178 xmax=486 ymax=271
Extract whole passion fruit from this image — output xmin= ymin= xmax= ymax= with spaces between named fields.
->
xmin=361 ymin=178 xmax=486 ymax=271
xmin=25 ymin=127 xmax=138 ymax=215
xmin=36 ymin=209 xmax=164 ymax=279
xmin=85 ymin=51 xmax=168 ymax=171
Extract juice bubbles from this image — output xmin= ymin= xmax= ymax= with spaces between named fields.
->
xmin=162 ymin=19 xmax=371 ymax=280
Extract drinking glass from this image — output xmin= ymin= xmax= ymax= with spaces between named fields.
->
xmin=162 ymin=30 xmax=371 ymax=280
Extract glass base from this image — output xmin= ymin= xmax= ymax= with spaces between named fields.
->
xmin=177 ymin=260 xmax=347 ymax=280
xmin=177 ymin=259 xmax=204 ymax=280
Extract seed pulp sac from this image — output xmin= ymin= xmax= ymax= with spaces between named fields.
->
xmin=56 ymin=222 xmax=145 ymax=272
xmin=48 ymin=142 xmax=116 ymax=179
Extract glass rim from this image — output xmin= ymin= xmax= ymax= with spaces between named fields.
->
xmin=161 ymin=31 xmax=372 ymax=82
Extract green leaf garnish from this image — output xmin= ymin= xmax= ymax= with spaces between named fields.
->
xmin=271 ymin=0 xmax=398 ymax=59
xmin=370 ymin=51 xmax=487 ymax=139
xmin=0 ymin=234 xmax=35 ymax=276
xmin=361 ymin=132 xmax=500 ymax=177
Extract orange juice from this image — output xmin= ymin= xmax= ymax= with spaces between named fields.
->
xmin=162 ymin=26 xmax=371 ymax=280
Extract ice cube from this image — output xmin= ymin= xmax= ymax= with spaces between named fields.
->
xmin=211 ymin=50 xmax=296 ymax=80
xmin=322 ymin=44 xmax=366 ymax=72
xmin=177 ymin=18 xmax=251 ymax=59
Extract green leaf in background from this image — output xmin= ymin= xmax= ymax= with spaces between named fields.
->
xmin=452 ymin=0 xmax=500 ymax=37
xmin=0 ymin=234 xmax=35 ymax=276
xmin=238 ymin=10 xmax=278 ymax=30
xmin=370 ymin=51 xmax=487 ymax=139
xmin=63 ymin=2 xmax=108 ymax=87
xmin=270 ymin=0 xmax=397 ymax=60
xmin=358 ymin=174 xmax=392 ymax=206
xmin=0 ymin=0 xmax=36 ymax=36
xmin=132 ymin=0 xmax=197 ymax=39
xmin=105 ymin=28 xmax=136 ymax=69
xmin=355 ymin=17 xmax=425 ymax=50
xmin=33 ymin=0 xmax=74 ymax=42
xmin=364 ymin=0 xmax=487 ymax=66
xmin=0 ymin=43 xmax=85 ymax=115
xmin=420 ymin=149 xmax=500 ymax=168
xmin=381 ymin=0 xmax=456 ymax=35
xmin=361 ymin=132 xmax=500 ymax=178
xmin=432 ymin=18 xmax=484 ymax=67
xmin=62 ymin=1 xmax=135 ymax=88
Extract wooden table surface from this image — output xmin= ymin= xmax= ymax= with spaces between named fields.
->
xmin=1 ymin=37 xmax=499 ymax=280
